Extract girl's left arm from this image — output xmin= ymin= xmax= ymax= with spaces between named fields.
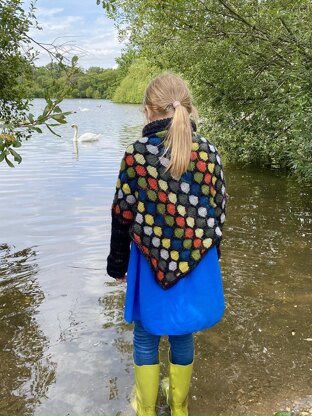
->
xmin=212 ymin=149 xmax=228 ymax=259
xmin=106 ymin=144 xmax=137 ymax=279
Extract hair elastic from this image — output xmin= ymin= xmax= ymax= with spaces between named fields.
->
xmin=172 ymin=100 xmax=181 ymax=109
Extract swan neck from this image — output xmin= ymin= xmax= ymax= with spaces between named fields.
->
xmin=73 ymin=126 xmax=78 ymax=141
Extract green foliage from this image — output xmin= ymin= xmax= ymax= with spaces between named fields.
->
xmin=99 ymin=0 xmax=312 ymax=182
xmin=0 ymin=0 xmax=78 ymax=167
xmin=27 ymin=49 xmax=151 ymax=104
xmin=113 ymin=58 xmax=160 ymax=103
xmin=28 ymin=64 xmax=120 ymax=100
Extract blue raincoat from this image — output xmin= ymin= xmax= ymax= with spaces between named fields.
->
xmin=124 ymin=241 xmax=225 ymax=336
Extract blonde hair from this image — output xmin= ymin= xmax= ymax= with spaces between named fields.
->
xmin=143 ymin=72 xmax=198 ymax=178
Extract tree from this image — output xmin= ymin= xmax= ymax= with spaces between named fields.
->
xmin=99 ymin=0 xmax=312 ymax=182
xmin=113 ymin=58 xmax=160 ymax=103
xmin=0 ymin=0 xmax=78 ymax=167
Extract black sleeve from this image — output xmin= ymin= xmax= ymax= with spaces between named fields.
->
xmin=107 ymin=210 xmax=132 ymax=278
xmin=212 ymin=148 xmax=228 ymax=260
xmin=106 ymin=144 xmax=137 ymax=279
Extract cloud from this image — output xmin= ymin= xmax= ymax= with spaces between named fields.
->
xmin=25 ymin=0 xmax=124 ymax=68
xmin=36 ymin=7 xmax=64 ymax=17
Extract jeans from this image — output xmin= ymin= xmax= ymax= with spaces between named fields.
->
xmin=133 ymin=320 xmax=194 ymax=366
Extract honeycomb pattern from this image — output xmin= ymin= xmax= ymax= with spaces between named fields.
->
xmin=112 ymin=132 xmax=227 ymax=289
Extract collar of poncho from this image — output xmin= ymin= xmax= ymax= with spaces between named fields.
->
xmin=142 ymin=117 xmax=197 ymax=139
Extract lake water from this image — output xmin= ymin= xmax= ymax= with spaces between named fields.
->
xmin=0 ymin=99 xmax=311 ymax=415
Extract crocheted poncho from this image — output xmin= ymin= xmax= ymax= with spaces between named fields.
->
xmin=107 ymin=117 xmax=227 ymax=289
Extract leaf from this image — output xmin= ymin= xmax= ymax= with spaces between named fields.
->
xmin=9 ymin=148 xmax=22 ymax=163
xmin=4 ymin=155 xmax=14 ymax=168
xmin=12 ymin=140 xmax=22 ymax=148
xmin=51 ymin=115 xmax=66 ymax=124
xmin=0 ymin=152 xmax=5 ymax=163
xmin=33 ymin=127 xmax=43 ymax=134
xmin=273 ymin=412 xmax=292 ymax=416
xmin=71 ymin=55 xmax=79 ymax=65
xmin=45 ymin=124 xmax=61 ymax=137
xmin=37 ymin=115 xmax=46 ymax=125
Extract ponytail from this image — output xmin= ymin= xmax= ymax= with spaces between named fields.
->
xmin=164 ymin=104 xmax=193 ymax=178
xmin=143 ymin=72 xmax=198 ymax=178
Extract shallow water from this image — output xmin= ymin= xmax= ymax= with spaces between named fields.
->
xmin=0 ymin=99 xmax=311 ymax=415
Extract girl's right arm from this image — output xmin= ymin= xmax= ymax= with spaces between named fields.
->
xmin=106 ymin=144 xmax=137 ymax=279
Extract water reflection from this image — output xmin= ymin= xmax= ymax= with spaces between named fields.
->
xmin=0 ymin=244 xmax=56 ymax=414
xmin=190 ymin=165 xmax=312 ymax=415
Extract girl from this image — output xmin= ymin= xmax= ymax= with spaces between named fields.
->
xmin=107 ymin=73 xmax=227 ymax=416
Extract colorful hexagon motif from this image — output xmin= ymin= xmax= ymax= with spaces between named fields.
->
xmin=135 ymin=165 xmax=147 ymax=176
xmin=174 ymin=228 xmax=184 ymax=238
xmin=114 ymin=134 xmax=226 ymax=288
xmin=126 ymin=154 xmax=135 ymax=165
xmin=122 ymin=183 xmax=131 ymax=194
xmin=176 ymin=217 xmax=185 ymax=227
xmin=191 ymin=151 xmax=197 ymax=161
xmin=170 ymin=251 xmax=179 ymax=261
xmin=127 ymin=167 xmax=136 ymax=178
xmin=208 ymin=163 xmax=215 ymax=174
xmin=194 ymin=172 xmax=204 ymax=183
xmin=193 ymin=238 xmax=201 ymax=248
xmin=148 ymin=177 xmax=158 ymax=189
xmin=165 ymin=216 xmax=174 ymax=226
xmin=186 ymin=217 xmax=195 ymax=227
xmin=147 ymin=190 xmax=157 ymax=201
xmin=177 ymin=205 xmax=186 ymax=216
xmin=199 ymin=151 xmax=208 ymax=161
xmin=152 ymin=236 xmax=161 ymax=247
xmin=183 ymin=239 xmax=192 ymax=249
xmin=157 ymin=203 xmax=166 ymax=214
xmin=158 ymin=179 xmax=168 ymax=191
xmin=137 ymin=201 xmax=145 ymax=212
xmin=162 ymin=238 xmax=171 ymax=249
xmin=203 ymin=238 xmax=212 ymax=248
xmin=169 ymin=261 xmax=177 ymax=271
xmin=134 ymin=153 xmax=146 ymax=164
xmin=180 ymin=182 xmax=190 ymax=193
xmin=196 ymin=161 xmax=206 ymax=172
xmin=167 ymin=203 xmax=176 ymax=215
xmin=185 ymin=228 xmax=194 ymax=238
xmin=179 ymin=262 xmax=189 ymax=273
xmin=158 ymin=191 xmax=167 ymax=203
xmin=195 ymin=228 xmax=204 ymax=238
xmin=156 ymin=270 xmax=164 ymax=281
xmin=201 ymin=184 xmax=209 ymax=195
xmin=154 ymin=226 xmax=162 ymax=237
xmin=191 ymin=249 xmax=201 ymax=260
xmin=138 ymin=177 xmax=147 ymax=188
xmin=145 ymin=214 xmax=154 ymax=225
xmin=147 ymin=166 xmax=158 ymax=178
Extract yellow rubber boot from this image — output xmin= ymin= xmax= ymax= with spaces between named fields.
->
xmin=161 ymin=354 xmax=194 ymax=416
xmin=131 ymin=362 xmax=160 ymax=416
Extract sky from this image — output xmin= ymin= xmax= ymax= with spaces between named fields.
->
xmin=23 ymin=0 xmax=124 ymax=69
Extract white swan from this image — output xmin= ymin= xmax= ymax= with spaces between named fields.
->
xmin=71 ymin=124 xmax=101 ymax=142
